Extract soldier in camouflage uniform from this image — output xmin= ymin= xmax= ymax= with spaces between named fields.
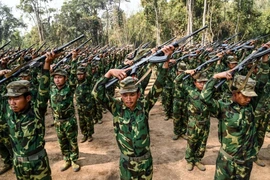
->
xmin=92 ymin=45 xmax=174 ymax=180
xmin=172 ymin=62 xmax=188 ymax=140
xmin=0 ymin=69 xmax=13 ymax=175
xmin=75 ymin=65 xmax=95 ymax=143
xmin=175 ymin=70 xmax=210 ymax=171
xmin=0 ymin=51 xmax=56 ymax=180
xmin=50 ymin=50 xmax=80 ymax=172
xmin=161 ymin=62 xmax=176 ymax=121
xmin=200 ymin=50 xmax=269 ymax=180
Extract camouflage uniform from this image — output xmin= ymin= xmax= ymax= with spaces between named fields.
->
xmin=4 ymin=71 xmax=51 ymax=179
xmin=172 ymin=63 xmax=188 ymax=138
xmin=50 ymin=67 xmax=79 ymax=164
xmin=161 ymin=65 xmax=176 ymax=120
xmin=75 ymin=65 xmax=95 ymax=141
xmin=0 ymin=95 xmax=13 ymax=174
xmin=175 ymin=72 xmax=210 ymax=167
xmin=201 ymin=63 xmax=269 ymax=180
xmin=92 ymin=68 xmax=168 ymax=180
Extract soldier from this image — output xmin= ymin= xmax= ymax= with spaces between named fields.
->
xmin=176 ymin=70 xmax=210 ymax=171
xmin=50 ymin=50 xmax=80 ymax=172
xmin=200 ymin=49 xmax=269 ymax=179
xmin=0 ymin=69 xmax=13 ymax=175
xmin=172 ymin=62 xmax=188 ymax=140
xmin=92 ymin=45 xmax=174 ymax=180
xmin=0 ymin=51 xmax=56 ymax=179
xmin=75 ymin=65 xmax=95 ymax=143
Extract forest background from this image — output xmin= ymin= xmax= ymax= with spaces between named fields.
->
xmin=0 ymin=0 xmax=270 ymax=49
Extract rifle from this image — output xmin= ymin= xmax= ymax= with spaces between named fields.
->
xmin=127 ymin=43 xmax=144 ymax=60
xmin=141 ymin=42 xmax=151 ymax=49
xmin=6 ymin=44 xmax=35 ymax=66
xmin=33 ymin=41 xmax=46 ymax=56
xmin=224 ymin=33 xmax=241 ymax=43
xmin=183 ymin=55 xmax=220 ymax=80
xmin=52 ymin=37 xmax=91 ymax=71
xmin=0 ymin=34 xmax=85 ymax=85
xmin=0 ymin=41 xmax=11 ymax=50
xmin=214 ymin=46 xmax=270 ymax=89
xmin=105 ymin=25 xmax=208 ymax=88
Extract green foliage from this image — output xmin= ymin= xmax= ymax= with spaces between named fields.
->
xmin=2 ymin=0 xmax=270 ymax=49
xmin=0 ymin=3 xmax=25 ymax=46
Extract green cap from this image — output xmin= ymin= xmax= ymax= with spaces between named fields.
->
xmin=76 ymin=67 xmax=86 ymax=75
xmin=4 ymin=80 xmax=30 ymax=97
xmin=19 ymin=70 xmax=30 ymax=77
xmin=51 ymin=69 xmax=68 ymax=77
xmin=227 ymin=55 xmax=238 ymax=64
xmin=193 ymin=72 xmax=208 ymax=82
xmin=232 ymin=75 xmax=257 ymax=97
xmin=119 ymin=76 xmax=139 ymax=94
xmin=177 ymin=62 xmax=187 ymax=72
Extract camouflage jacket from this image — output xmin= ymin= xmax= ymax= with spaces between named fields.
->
xmin=175 ymin=73 xmax=210 ymax=122
xmin=75 ymin=63 xmax=95 ymax=108
xmin=50 ymin=61 xmax=76 ymax=120
xmin=200 ymin=62 xmax=269 ymax=161
xmin=92 ymin=68 xmax=168 ymax=157
xmin=4 ymin=70 xmax=50 ymax=156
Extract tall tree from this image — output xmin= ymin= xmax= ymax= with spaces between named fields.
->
xmin=0 ymin=3 xmax=25 ymax=45
xmin=17 ymin=0 xmax=54 ymax=43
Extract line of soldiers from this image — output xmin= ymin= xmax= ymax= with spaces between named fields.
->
xmin=0 ymin=37 xmax=269 ymax=179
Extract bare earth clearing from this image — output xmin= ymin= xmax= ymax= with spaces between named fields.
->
xmin=0 ymin=99 xmax=270 ymax=180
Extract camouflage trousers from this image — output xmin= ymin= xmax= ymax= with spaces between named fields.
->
xmin=119 ymin=153 xmax=153 ymax=180
xmin=214 ymin=151 xmax=253 ymax=180
xmin=77 ymin=105 xmax=95 ymax=137
xmin=0 ymin=131 xmax=13 ymax=166
xmin=172 ymin=98 xmax=188 ymax=136
xmin=255 ymin=110 xmax=270 ymax=149
xmin=185 ymin=119 xmax=210 ymax=163
xmin=161 ymin=87 xmax=174 ymax=118
xmin=94 ymin=100 xmax=103 ymax=122
xmin=13 ymin=149 xmax=51 ymax=180
xmin=54 ymin=117 xmax=79 ymax=162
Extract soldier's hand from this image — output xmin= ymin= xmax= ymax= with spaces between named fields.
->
xmin=45 ymin=51 xmax=56 ymax=64
xmin=0 ymin=69 xmax=11 ymax=76
xmin=213 ymin=71 xmax=233 ymax=80
xmin=105 ymin=68 xmax=130 ymax=80
xmin=184 ymin=69 xmax=195 ymax=75
xmin=72 ymin=49 xmax=79 ymax=60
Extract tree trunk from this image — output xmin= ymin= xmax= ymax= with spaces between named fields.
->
xmin=154 ymin=5 xmax=161 ymax=45
xmin=32 ymin=2 xmax=44 ymax=43
xmin=187 ymin=0 xmax=193 ymax=44
xmin=202 ymin=0 xmax=207 ymax=46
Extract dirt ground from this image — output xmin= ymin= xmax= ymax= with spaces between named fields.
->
xmin=0 ymin=99 xmax=270 ymax=180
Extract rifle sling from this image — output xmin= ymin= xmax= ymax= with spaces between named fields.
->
xmin=135 ymin=64 xmax=154 ymax=86
xmin=231 ymin=60 xmax=259 ymax=94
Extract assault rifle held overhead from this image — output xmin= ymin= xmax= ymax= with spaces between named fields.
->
xmin=0 ymin=34 xmax=85 ymax=85
xmin=214 ymin=45 xmax=270 ymax=89
xmin=52 ymin=37 xmax=91 ymax=71
xmin=0 ymin=41 xmax=11 ymax=51
xmin=105 ymin=25 xmax=208 ymax=88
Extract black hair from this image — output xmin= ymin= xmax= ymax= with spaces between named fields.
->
xmin=23 ymin=91 xmax=31 ymax=98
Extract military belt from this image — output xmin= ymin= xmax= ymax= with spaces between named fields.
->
xmin=121 ymin=151 xmax=151 ymax=162
xmin=219 ymin=147 xmax=254 ymax=165
xmin=16 ymin=149 xmax=46 ymax=162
